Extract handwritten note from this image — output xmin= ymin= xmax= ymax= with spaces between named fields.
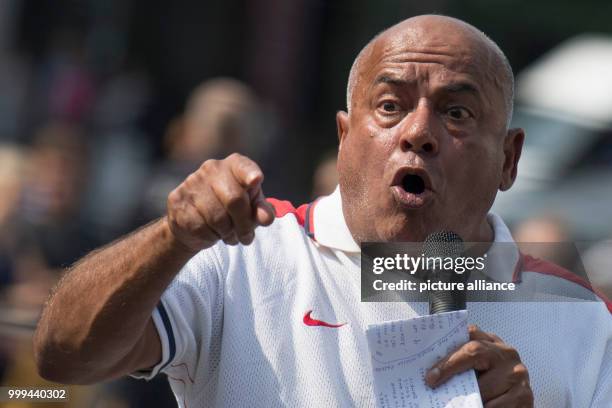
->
xmin=366 ymin=310 xmax=482 ymax=408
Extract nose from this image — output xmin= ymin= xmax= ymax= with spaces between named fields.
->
xmin=399 ymin=99 xmax=439 ymax=154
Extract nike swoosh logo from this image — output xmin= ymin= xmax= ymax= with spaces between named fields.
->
xmin=303 ymin=310 xmax=346 ymax=328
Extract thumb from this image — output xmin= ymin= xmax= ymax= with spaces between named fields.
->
xmin=250 ymin=187 xmax=275 ymax=226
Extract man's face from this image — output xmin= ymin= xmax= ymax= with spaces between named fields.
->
xmin=337 ymin=18 xmax=523 ymax=243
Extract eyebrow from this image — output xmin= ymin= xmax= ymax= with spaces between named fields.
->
xmin=374 ymin=75 xmax=411 ymax=87
xmin=374 ymin=75 xmax=481 ymax=97
xmin=440 ymin=82 xmax=480 ymax=96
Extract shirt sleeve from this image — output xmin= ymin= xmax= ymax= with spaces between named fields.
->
xmin=130 ymin=244 xmax=226 ymax=384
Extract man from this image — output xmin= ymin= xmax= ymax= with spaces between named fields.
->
xmin=34 ymin=15 xmax=611 ymax=407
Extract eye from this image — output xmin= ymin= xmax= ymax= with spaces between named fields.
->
xmin=379 ymin=101 xmax=400 ymax=113
xmin=446 ymin=106 xmax=472 ymax=120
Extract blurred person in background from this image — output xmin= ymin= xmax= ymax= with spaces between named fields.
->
xmin=0 ymin=144 xmax=24 ymax=295
xmin=1 ymin=121 xmax=96 ymax=310
xmin=513 ymin=215 xmax=577 ymax=271
xmin=142 ymin=77 xmax=266 ymax=220
xmin=18 ymin=121 xmax=95 ymax=273
xmin=169 ymin=78 xmax=260 ymax=163
xmin=311 ymin=150 xmax=338 ymax=199
xmin=0 ymin=144 xmax=25 ymax=382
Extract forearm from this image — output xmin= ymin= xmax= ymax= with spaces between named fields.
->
xmin=33 ymin=217 xmax=196 ymax=383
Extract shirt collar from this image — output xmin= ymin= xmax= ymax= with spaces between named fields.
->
xmin=312 ymin=186 xmax=520 ymax=282
xmin=312 ymin=186 xmax=361 ymax=253
xmin=483 ymin=212 xmax=520 ymax=283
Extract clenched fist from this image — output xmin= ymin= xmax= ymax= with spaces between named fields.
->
xmin=166 ymin=153 xmax=276 ymax=252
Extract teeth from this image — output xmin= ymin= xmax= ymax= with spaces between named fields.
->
xmin=402 ymin=174 xmax=425 ymax=194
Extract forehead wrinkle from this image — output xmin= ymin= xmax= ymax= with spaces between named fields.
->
xmin=369 ymin=52 xmax=485 ymax=96
xmin=375 ymin=38 xmax=489 ymax=89
xmin=383 ymin=54 xmax=479 ymax=78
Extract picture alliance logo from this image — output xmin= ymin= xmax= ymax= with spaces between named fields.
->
xmin=371 ymin=253 xmax=488 ymax=275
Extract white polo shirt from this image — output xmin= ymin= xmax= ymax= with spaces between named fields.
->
xmin=134 ymin=187 xmax=612 ymax=407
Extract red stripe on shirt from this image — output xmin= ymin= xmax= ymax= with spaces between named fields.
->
xmin=516 ymin=253 xmax=612 ymax=314
xmin=266 ymin=198 xmax=309 ymax=227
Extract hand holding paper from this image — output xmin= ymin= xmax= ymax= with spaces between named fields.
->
xmin=426 ymin=324 xmax=533 ymax=407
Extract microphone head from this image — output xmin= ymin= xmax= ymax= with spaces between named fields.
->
xmin=423 ymin=231 xmax=464 ymax=259
xmin=424 ymin=231 xmax=468 ymax=314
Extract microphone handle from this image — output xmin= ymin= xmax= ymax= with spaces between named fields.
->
xmin=429 ymin=290 xmax=466 ymax=314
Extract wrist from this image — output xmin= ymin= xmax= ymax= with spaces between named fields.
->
xmin=158 ymin=216 xmax=200 ymax=259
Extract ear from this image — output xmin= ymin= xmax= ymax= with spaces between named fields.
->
xmin=336 ymin=110 xmax=349 ymax=151
xmin=499 ymin=128 xmax=525 ymax=191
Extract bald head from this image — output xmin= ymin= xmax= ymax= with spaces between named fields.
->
xmin=346 ymin=15 xmax=514 ymax=128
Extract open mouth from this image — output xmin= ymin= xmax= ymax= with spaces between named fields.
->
xmin=391 ymin=167 xmax=433 ymax=209
xmin=402 ymin=174 xmax=426 ymax=195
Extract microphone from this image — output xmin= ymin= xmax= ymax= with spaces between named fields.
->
xmin=424 ymin=231 xmax=469 ymax=314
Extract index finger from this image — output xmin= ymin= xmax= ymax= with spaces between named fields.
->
xmin=229 ymin=154 xmax=264 ymax=188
